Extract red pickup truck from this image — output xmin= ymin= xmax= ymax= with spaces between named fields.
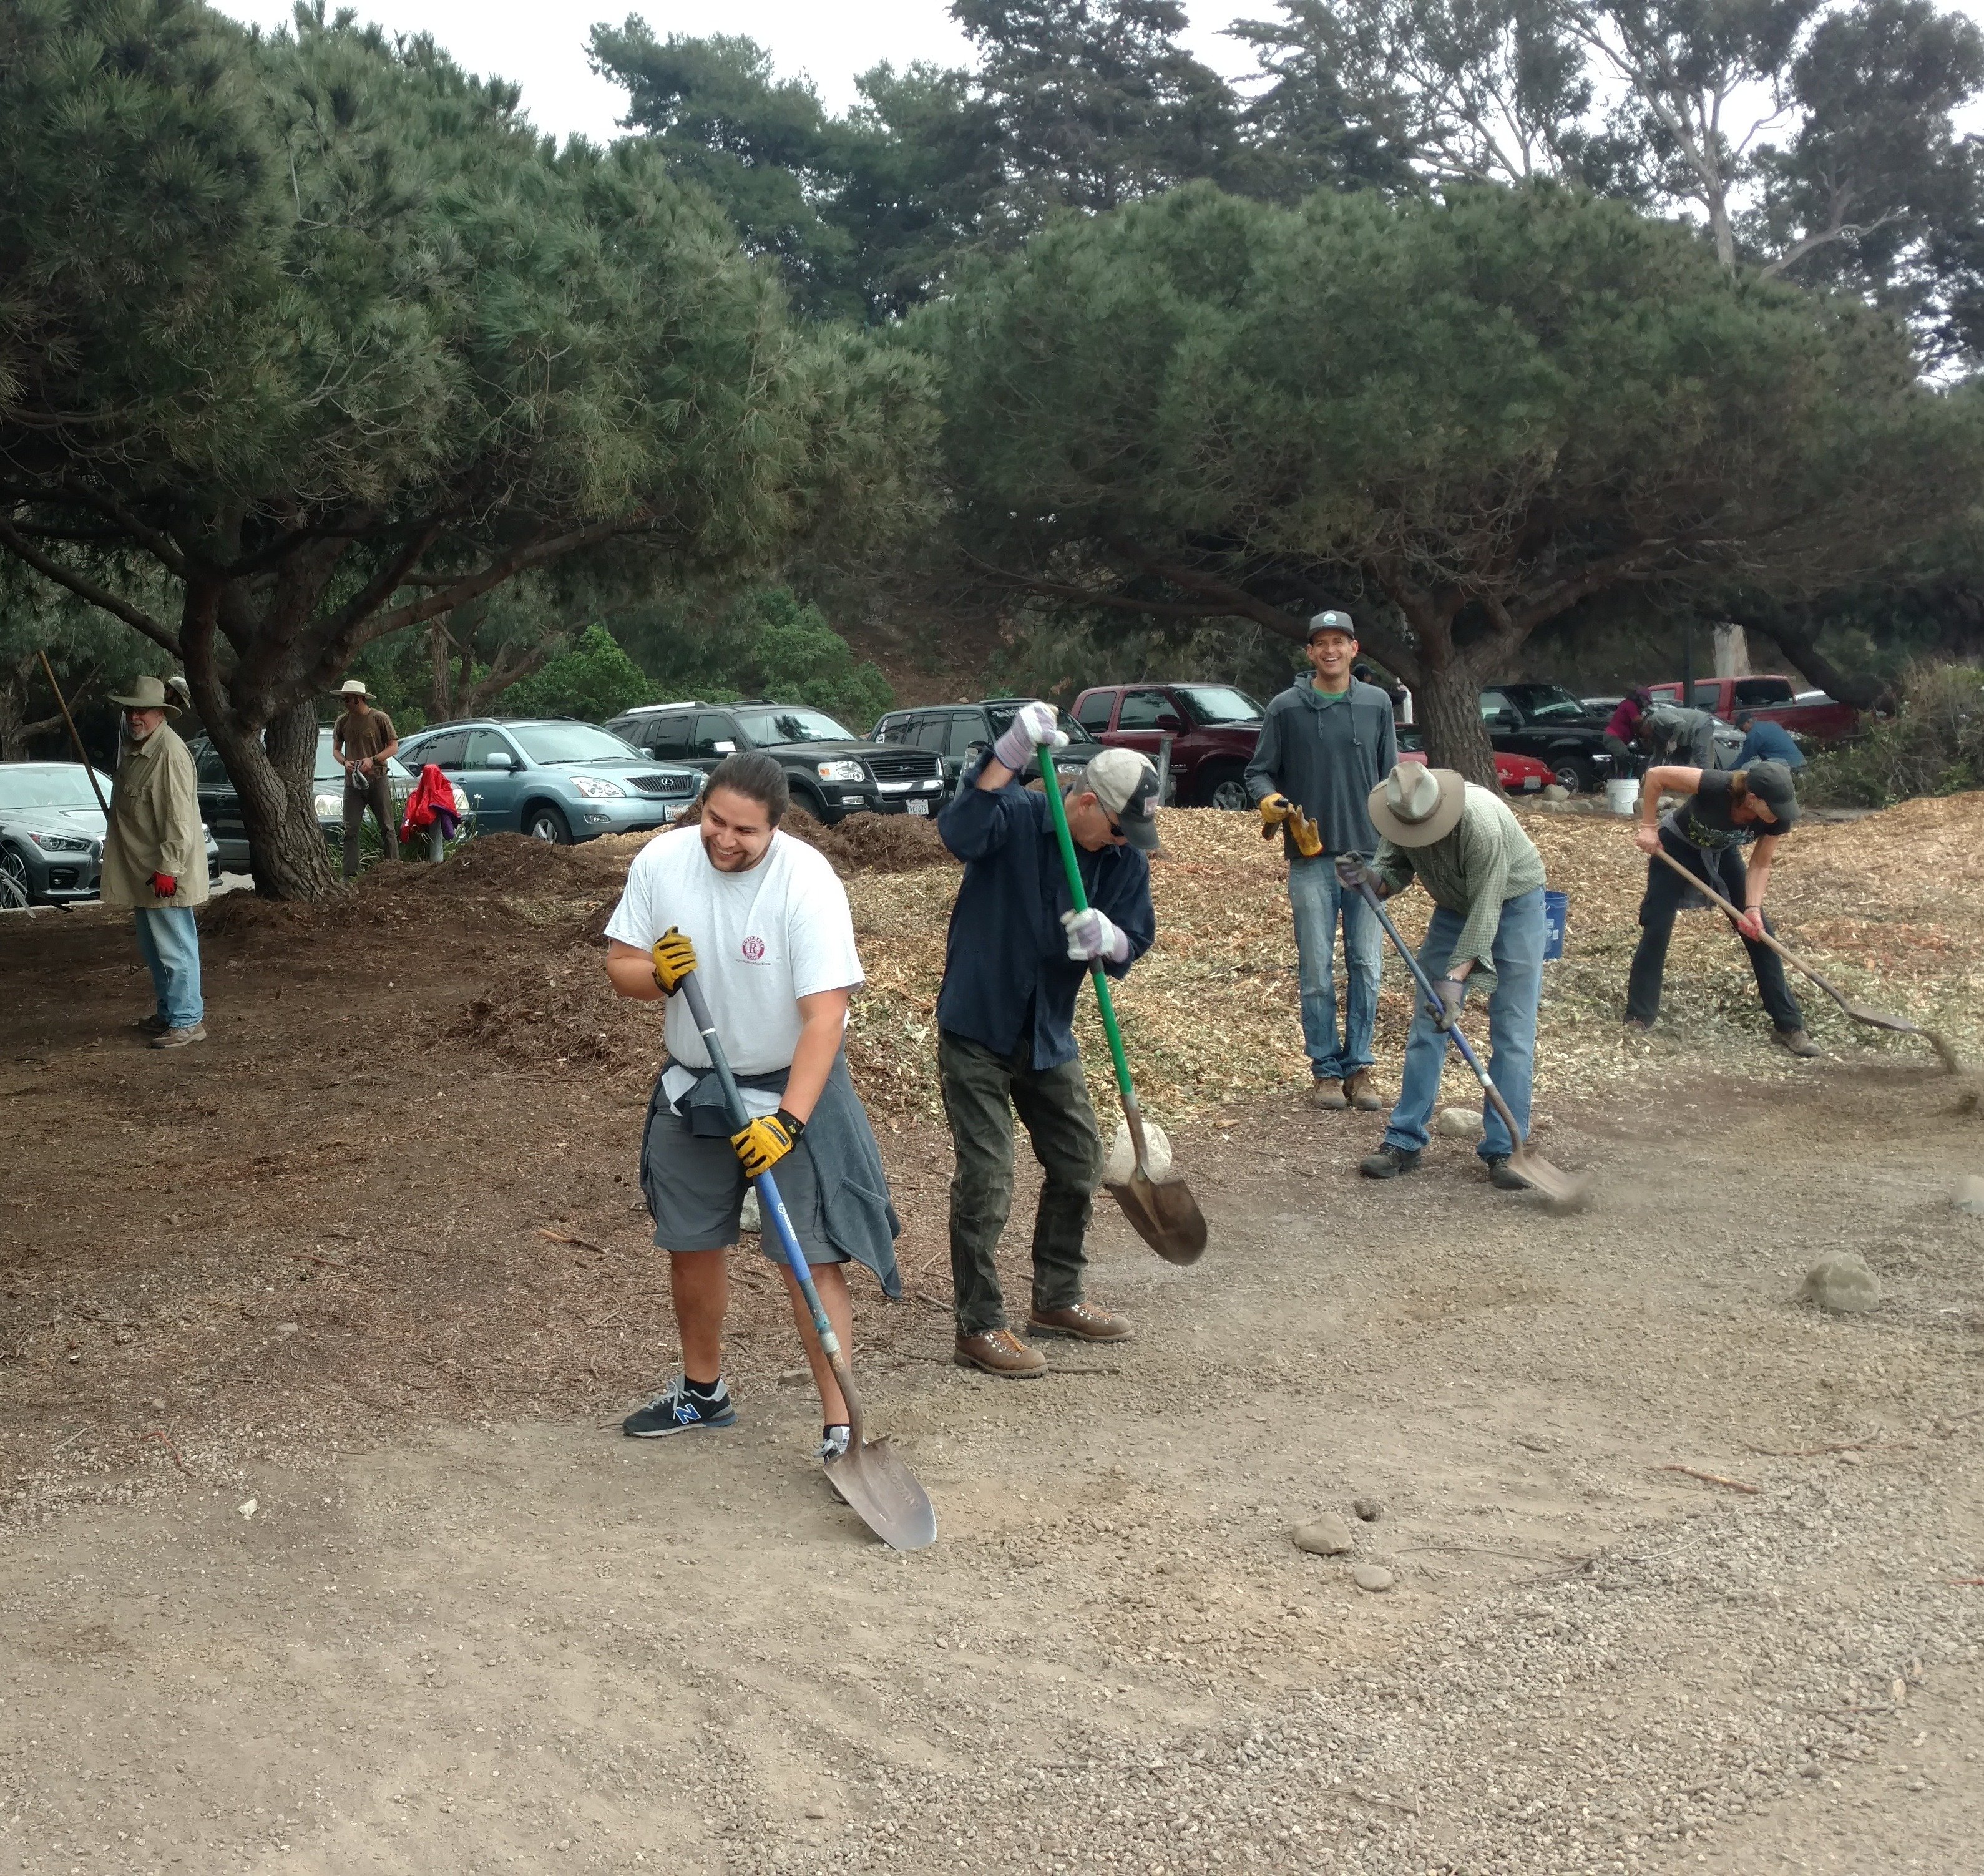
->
xmin=1646 ymin=675 xmax=1859 ymax=743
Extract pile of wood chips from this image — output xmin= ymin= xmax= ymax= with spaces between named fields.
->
xmin=839 ymin=792 xmax=1984 ymax=1131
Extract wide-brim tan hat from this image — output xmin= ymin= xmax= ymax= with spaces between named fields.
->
xmin=1367 ymin=762 xmax=1465 ymax=846
xmin=108 ymin=675 xmax=183 ymax=716
xmin=334 ymin=678 xmax=372 ymax=700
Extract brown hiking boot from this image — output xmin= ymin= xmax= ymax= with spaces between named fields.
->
xmin=1772 ymin=1027 xmax=1820 ymax=1058
xmin=1027 ymin=1301 xmax=1133 ymax=1343
xmin=955 ymin=1329 xmax=1048 ymax=1379
xmin=1309 ymin=1077 xmax=1347 ymax=1110
xmin=135 ymin=1012 xmax=170 ymax=1035
xmin=1341 ymin=1068 xmax=1385 ymax=1111
xmin=150 ymin=1024 xmax=206 ymax=1050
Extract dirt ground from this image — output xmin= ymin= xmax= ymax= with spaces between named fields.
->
xmin=2 ymin=816 xmax=1982 ymax=1876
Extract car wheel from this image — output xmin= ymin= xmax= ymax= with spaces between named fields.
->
xmin=1200 ymin=765 xmax=1251 ymax=811
xmin=525 ymin=803 xmax=571 ymax=844
xmin=789 ymin=781 xmax=833 ymax=824
xmin=1552 ymin=758 xmax=1596 ymax=795
xmin=0 ymin=848 xmax=28 ymax=910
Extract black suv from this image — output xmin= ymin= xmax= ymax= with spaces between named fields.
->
xmin=1479 ymin=683 xmax=1619 ymax=794
xmin=604 ymin=700 xmax=944 ymax=825
xmin=871 ymin=699 xmax=1105 ymax=799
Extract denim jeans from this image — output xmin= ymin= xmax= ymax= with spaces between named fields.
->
xmin=1626 ymin=833 xmax=1804 ymax=1033
xmin=1382 ymin=887 xmax=1545 ymax=1160
xmin=132 ymin=907 xmax=204 ymax=1030
xmin=1287 ymin=856 xmax=1381 ymax=1080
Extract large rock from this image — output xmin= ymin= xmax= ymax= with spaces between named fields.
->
xmin=1952 ymin=1175 xmax=1984 ymax=1219
xmin=1352 ymin=1565 xmax=1395 ymax=1593
xmin=1798 ymin=1251 xmax=1882 ymax=1314
xmin=1291 ymin=1513 xmax=1354 ymax=1556
xmin=1434 ymin=1107 xmax=1485 ymax=1140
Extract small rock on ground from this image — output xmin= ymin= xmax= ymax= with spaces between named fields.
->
xmin=1352 ymin=1497 xmax=1382 ymax=1522
xmin=1292 ymin=1513 xmax=1354 ymax=1556
xmin=1434 ymin=1107 xmax=1485 ymax=1140
xmin=1797 ymin=1251 xmax=1882 ymax=1314
xmin=1352 ymin=1564 xmax=1395 ymax=1593
xmin=1952 ymin=1174 xmax=1984 ymax=1218
xmin=740 ymin=1189 xmax=762 ymax=1234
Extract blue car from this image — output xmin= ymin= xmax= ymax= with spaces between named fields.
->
xmin=395 ymin=718 xmax=701 ymax=844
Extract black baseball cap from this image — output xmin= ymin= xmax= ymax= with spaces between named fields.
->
xmin=1744 ymin=759 xmax=1799 ymax=828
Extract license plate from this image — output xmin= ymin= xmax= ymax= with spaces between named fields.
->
xmin=907 ymin=799 xmax=930 ymax=816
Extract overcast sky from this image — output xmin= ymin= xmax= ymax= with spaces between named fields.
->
xmin=213 ymin=0 xmax=1984 ymax=146
xmin=212 ymin=1 xmax=1277 ymax=144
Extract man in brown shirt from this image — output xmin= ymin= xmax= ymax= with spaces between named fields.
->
xmin=330 ymin=679 xmax=399 ymax=879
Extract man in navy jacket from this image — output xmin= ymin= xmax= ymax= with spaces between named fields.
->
xmin=936 ymin=706 xmax=1158 ymax=1378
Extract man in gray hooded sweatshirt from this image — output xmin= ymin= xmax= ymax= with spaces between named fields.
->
xmin=1245 ymin=611 xmax=1398 ymax=1110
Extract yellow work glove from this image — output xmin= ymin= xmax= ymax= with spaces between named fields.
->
xmin=731 ymin=1108 xmax=804 ymax=1179
xmin=1287 ymin=807 xmax=1324 ymax=859
xmin=650 ymin=926 xmax=697 ymax=995
xmin=1257 ymin=792 xmax=1294 ymax=836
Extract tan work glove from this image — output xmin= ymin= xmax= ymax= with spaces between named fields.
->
xmin=650 ymin=926 xmax=697 ymax=995
xmin=1257 ymin=792 xmax=1295 ymax=835
xmin=1287 ymin=807 xmax=1324 ymax=859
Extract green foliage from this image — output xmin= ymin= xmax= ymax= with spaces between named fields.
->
xmin=1800 ymin=662 xmax=1984 ymax=804
xmin=736 ymin=589 xmax=894 ymax=728
xmin=502 ymin=623 xmax=658 ymax=720
xmin=914 ymin=179 xmax=1984 ymax=769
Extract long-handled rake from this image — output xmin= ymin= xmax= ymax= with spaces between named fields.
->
xmin=1649 ymin=844 xmax=1959 ymax=1072
xmin=1352 ymin=879 xmax=1591 ymax=1209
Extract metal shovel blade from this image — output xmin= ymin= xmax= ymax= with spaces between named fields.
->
xmin=1480 ymin=1077 xmax=1590 ymax=1211
xmin=1104 ymin=1170 xmax=1207 ymax=1264
xmin=1108 ymin=1102 xmax=1206 ymax=1264
xmin=823 ymin=1358 xmax=936 ymax=1551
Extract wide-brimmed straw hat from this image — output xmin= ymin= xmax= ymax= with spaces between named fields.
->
xmin=1367 ymin=762 xmax=1465 ymax=846
xmin=107 ymin=675 xmax=183 ymax=716
xmin=334 ymin=678 xmax=372 ymax=700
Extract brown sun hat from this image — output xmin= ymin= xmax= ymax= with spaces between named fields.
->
xmin=107 ymin=675 xmax=183 ymax=716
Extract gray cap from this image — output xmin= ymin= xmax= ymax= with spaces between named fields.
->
xmin=1743 ymin=758 xmax=1799 ymax=829
xmin=1077 ymin=747 xmax=1161 ymax=852
xmin=1307 ymin=610 xmax=1356 ymax=640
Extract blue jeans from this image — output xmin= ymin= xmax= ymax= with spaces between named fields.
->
xmin=1288 ymin=857 xmax=1381 ymax=1080
xmin=1382 ymin=887 xmax=1545 ymax=1160
xmin=133 ymin=908 xmax=204 ymax=1030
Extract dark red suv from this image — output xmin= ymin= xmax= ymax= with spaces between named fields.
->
xmin=1070 ymin=683 xmax=1266 ymax=809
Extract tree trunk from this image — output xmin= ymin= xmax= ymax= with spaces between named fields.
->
xmin=209 ymin=694 xmax=343 ymax=901
xmin=1414 ymin=658 xmax=1501 ymax=786
xmin=429 ymin=620 xmax=454 ymax=723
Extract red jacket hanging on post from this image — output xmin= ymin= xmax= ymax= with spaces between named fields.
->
xmin=401 ymin=764 xmax=460 ymax=844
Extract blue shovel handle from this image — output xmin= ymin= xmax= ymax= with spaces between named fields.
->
xmin=1352 ymin=877 xmax=1507 ymax=1111
xmin=675 ymin=970 xmax=841 ymax=1358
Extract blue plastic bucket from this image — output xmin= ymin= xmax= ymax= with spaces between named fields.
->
xmin=1543 ymin=890 xmax=1568 ymax=961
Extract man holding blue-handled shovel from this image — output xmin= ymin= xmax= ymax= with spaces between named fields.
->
xmin=602 ymin=751 xmax=902 ymax=1462
xmin=1341 ymin=763 xmax=1549 ymax=1192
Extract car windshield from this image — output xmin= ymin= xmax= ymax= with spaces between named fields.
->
xmin=985 ymin=705 xmax=1090 ymax=743
xmin=509 ymin=725 xmax=642 ymax=765
xmin=1173 ymin=686 xmax=1263 ymax=726
xmin=733 ymin=706 xmax=854 ymax=745
xmin=0 ymin=766 xmax=109 ymax=810
xmin=1502 ymin=685 xmax=1590 ymax=723
xmin=311 ymin=733 xmax=411 ymax=782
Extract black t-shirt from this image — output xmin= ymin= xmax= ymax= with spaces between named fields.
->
xmin=1661 ymin=769 xmax=1766 ymax=853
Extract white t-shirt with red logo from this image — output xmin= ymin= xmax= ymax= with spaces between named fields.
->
xmin=604 ymin=824 xmax=864 ymax=1116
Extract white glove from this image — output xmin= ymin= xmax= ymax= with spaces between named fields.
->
xmin=992 ymin=700 xmax=1067 ymax=771
xmin=1062 ymin=907 xmax=1130 ymax=964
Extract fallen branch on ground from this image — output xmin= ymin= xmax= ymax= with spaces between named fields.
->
xmin=1657 ymin=1464 xmax=1760 ymax=1494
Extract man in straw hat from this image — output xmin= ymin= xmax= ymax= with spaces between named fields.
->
xmin=934 ymin=706 xmax=1158 ymax=1379
xmin=100 ymin=675 xmax=210 ymax=1049
xmin=330 ymin=678 xmax=399 ymax=879
xmin=1341 ymin=763 xmax=1548 ymax=1190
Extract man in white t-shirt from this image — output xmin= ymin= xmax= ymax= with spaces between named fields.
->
xmin=603 ymin=751 xmax=893 ymax=1459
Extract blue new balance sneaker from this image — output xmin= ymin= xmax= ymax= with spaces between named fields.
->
xmin=622 ymin=1375 xmax=737 ymax=1438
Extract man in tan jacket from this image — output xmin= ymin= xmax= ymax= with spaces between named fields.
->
xmin=100 ymin=676 xmax=210 ymax=1049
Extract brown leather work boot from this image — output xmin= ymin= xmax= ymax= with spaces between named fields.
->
xmin=1341 ymin=1068 xmax=1385 ymax=1111
xmin=1027 ymin=1301 xmax=1133 ymax=1343
xmin=955 ymin=1328 xmax=1048 ymax=1379
xmin=1309 ymin=1077 xmax=1347 ymax=1110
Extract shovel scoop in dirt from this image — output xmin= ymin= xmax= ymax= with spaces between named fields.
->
xmin=677 ymin=972 xmax=937 ymax=1552
xmin=1353 ymin=879 xmax=1591 ymax=1211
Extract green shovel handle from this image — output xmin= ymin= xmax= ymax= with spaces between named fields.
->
xmin=1038 ymin=745 xmax=1136 ymax=1103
